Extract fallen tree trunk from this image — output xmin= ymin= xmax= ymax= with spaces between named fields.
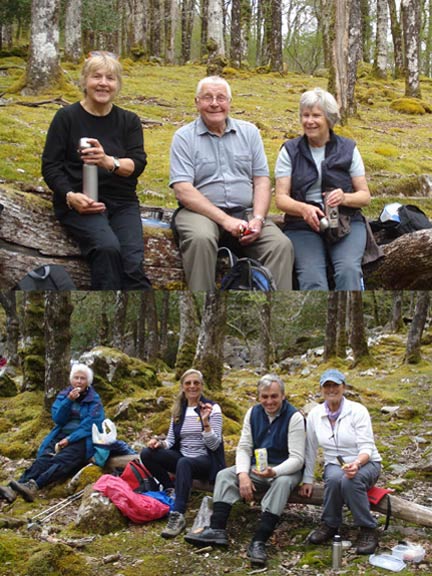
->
xmin=1 ymin=186 xmax=432 ymax=290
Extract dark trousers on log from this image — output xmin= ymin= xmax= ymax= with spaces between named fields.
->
xmin=57 ymin=198 xmax=151 ymax=290
xmin=19 ymin=436 xmax=87 ymax=488
xmin=140 ymin=447 xmax=211 ymax=514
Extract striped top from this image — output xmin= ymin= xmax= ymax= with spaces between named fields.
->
xmin=165 ymin=404 xmax=222 ymax=458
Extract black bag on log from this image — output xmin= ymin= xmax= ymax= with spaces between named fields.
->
xmin=14 ymin=265 xmax=76 ymax=290
xmin=370 ymin=204 xmax=432 ymax=244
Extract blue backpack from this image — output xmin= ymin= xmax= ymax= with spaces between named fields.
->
xmin=218 ymin=247 xmax=276 ymax=291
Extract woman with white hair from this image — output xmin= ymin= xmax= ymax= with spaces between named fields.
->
xmin=275 ymin=87 xmax=371 ymax=290
xmin=42 ymin=51 xmax=151 ymax=289
xmin=0 ymin=363 xmax=104 ymax=503
xmin=140 ymin=368 xmax=225 ymax=538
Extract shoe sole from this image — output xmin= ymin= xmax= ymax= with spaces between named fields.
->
xmin=184 ymin=534 xmax=228 ymax=547
xmin=247 ymin=554 xmax=267 ymax=567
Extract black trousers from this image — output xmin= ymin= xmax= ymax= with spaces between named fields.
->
xmin=57 ymin=198 xmax=151 ymax=290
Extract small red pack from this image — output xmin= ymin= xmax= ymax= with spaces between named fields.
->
xmin=120 ymin=459 xmax=161 ymax=493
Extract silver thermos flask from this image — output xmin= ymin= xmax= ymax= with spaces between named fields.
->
xmin=79 ymin=137 xmax=98 ymax=201
xmin=332 ymin=534 xmax=343 ymax=570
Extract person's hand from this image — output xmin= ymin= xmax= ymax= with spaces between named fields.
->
xmin=66 ymin=192 xmax=106 ymax=214
xmin=341 ymin=461 xmax=360 ymax=479
xmin=298 ymin=483 xmax=314 ymax=498
xmin=252 ymin=466 xmax=276 ymax=479
xmin=79 ymin=138 xmax=114 ymax=172
xmin=301 ymin=203 xmax=325 ymax=233
xmin=199 ymin=402 xmax=213 ymax=426
xmin=221 ymin=215 xmax=249 ymax=238
xmin=238 ymin=472 xmax=256 ymax=501
xmin=239 ymin=217 xmax=263 ymax=246
xmin=68 ymin=387 xmax=82 ymax=401
xmin=148 ymin=438 xmax=162 ymax=449
xmin=57 ymin=438 xmax=69 ymax=450
xmin=324 ymin=188 xmax=345 ymax=207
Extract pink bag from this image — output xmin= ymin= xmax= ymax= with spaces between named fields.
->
xmin=93 ymin=475 xmax=169 ymax=523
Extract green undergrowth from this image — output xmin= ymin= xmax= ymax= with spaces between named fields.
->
xmin=2 ymin=58 xmax=432 ymax=217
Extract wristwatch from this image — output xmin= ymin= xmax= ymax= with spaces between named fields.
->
xmin=253 ymin=214 xmax=266 ymax=224
xmin=111 ymin=157 xmax=120 ymax=173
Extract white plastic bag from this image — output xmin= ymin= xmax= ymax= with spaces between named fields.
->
xmin=92 ymin=418 xmax=117 ymax=445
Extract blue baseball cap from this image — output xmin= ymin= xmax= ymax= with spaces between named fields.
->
xmin=320 ymin=369 xmax=346 ymax=387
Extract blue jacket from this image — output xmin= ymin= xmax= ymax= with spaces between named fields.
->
xmin=37 ymin=385 xmax=105 ymax=460
xmin=250 ymin=400 xmax=298 ymax=465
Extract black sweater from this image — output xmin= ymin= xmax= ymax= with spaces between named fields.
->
xmin=42 ymin=102 xmax=147 ymax=210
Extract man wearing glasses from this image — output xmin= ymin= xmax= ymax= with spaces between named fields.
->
xmin=169 ymin=76 xmax=294 ymax=290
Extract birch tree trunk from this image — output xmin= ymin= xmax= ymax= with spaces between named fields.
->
xmin=348 ymin=291 xmax=369 ymax=366
xmin=324 ymin=292 xmax=338 ymax=360
xmin=388 ymin=0 xmax=404 ymax=78
xmin=336 ymin=291 xmax=348 ymax=358
xmin=405 ymin=291 xmax=430 ymax=363
xmin=175 ymin=291 xmax=199 ymax=378
xmin=19 ymin=293 xmax=45 ymax=391
xmin=44 ymin=292 xmax=73 ymax=408
xmin=64 ymin=0 xmax=82 ymax=62
xmin=164 ymin=0 xmax=176 ymax=63
xmin=194 ymin=291 xmax=226 ymax=390
xmin=112 ymin=291 xmax=129 ymax=349
xmin=207 ymin=0 xmax=225 ymax=56
xmin=347 ymin=0 xmax=361 ymax=116
xmin=130 ymin=0 xmax=148 ymax=53
xmin=402 ymin=0 xmax=421 ymax=98
xmin=360 ymin=0 xmax=371 ymax=62
xmin=256 ymin=294 xmax=272 ymax=370
xmin=270 ymin=0 xmax=283 ymax=71
xmin=0 ymin=291 xmax=19 ymax=366
xmin=23 ymin=0 xmax=61 ymax=94
xmin=328 ymin=0 xmax=350 ymax=124
xmin=201 ymin=0 xmax=209 ymax=57
xmin=181 ymin=0 xmax=194 ymax=63
xmin=373 ymin=0 xmax=388 ymax=78
xmin=318 ymin=0 xmax=333 ymax=68
xmin=390 ymin=290 xmax=403 ymax=332
xmin=230 ymin=0 xmax=242 ymax=67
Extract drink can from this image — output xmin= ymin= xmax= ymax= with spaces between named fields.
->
xmin=254 ymin=448 xmax=268 ymax=472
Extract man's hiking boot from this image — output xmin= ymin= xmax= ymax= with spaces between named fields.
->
xmin=0 ymin=484 xmax=17 ymax=503
xmin=9 ymin=479 xmax=38 ymax=502
xmin=247 ymin=541 xmax=267 ymax=566
xmin=356 ymin=527 xmax=378 ymax=555
xmin=161 ymin=511 xmax=186 ymax=538
xmin=309 ymin=523 xmax=338 ymax=545
xmin=184 ymin=527 xmax=228 ymax=547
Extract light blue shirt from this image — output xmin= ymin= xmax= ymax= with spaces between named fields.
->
xmin=169 ymin=116 xmax=269 ymax=209
xmin=275 ymin=144 xmax=365 ymax=206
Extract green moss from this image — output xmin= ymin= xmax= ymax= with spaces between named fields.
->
xmin=390 ymin=97 xmax=432 ymax=115
xmin=25 ymin=542 xmax=92 ymax=576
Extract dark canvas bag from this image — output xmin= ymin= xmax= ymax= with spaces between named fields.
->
xmin=14 ymin=265 xmax=76 ymax=290
xmin=218 ymin=247 xmax=276 ymax=291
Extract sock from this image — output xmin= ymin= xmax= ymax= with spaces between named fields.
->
xmin=252 ymin=511 xmax=280 ymax=543
xmin=210 ymin=501 xmax=232 ymax=529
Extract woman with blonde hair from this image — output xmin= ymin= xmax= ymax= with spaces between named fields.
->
xmin=42 ymin=51 xmax=151 ymax=289
xmin=140 ymin=369 xmax=225 ymax=538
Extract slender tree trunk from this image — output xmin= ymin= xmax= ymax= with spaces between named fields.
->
xmin=388 ymin=0 xmax=404 ymax=78
xmin=360 ymin=0 xmax=371 ymax=62
xmin=270 ymin=0 xmax=283 ymax=71
xmin=19 ymin=293 xmax=45 ymax=391
xmin=136 ymin=293 xmax=146 ymax=360
xmin=175 ymin=291 xmax=199 ymax=378
xmin=23 ymin=0 xmax=61 ymax=94
xmin=405 ymin=291 xmax=430 ymax=363
xmin=324 ymin=292 xmax=338 ymax=360
xmin=390 ymin=291 xmax=404 ymax=332
xmin=373 ymin=0 xmax=388 ymax=78
xmin=348 ymin=292 xmax=369 ymax=366
xmin=181 ymin=0 xmax=194 ymax=63
xmin=207 ymin=0 xmax=225 ymax=56
xmin=328 ymin=0 xmax=350 ymax=124
xmin=255 ymin=0 xmax=262 ymax=66
xmin=256 ymin=294 xmax=272 ymax=370
xmin=64 ymin=0 xmax=82 ymax=62
xmin=318 ymin=0 xmax=333 ymax=68
xmin=112 ymin=291 xmax=129 ymax=350
xmin=44 ymin=293 xmax=73 ymax=408
xmin=336 ymin=291 xmax=348 ymax=358
xmin=347 ymin=0 xmax=362 ymax=116
xmin=425 ymin=0 xmax=432 ymax=77
xmin=145 ymin=290 xmax=159 ymax=362
xmin=194 ymin=291 xmax=226 ymax=390
xmin=0 ymin=291 xmax=19 ymax=366
xmin=201 ymin=0 xmax=209 ymax=57
xmin=159 ymin=291 xmax=170 ymax=360
xmin=402 ymin=0 xmax=421 ymax=97
xmin=164 ymin=0 xmax=176 ymax=63
xmin=230 ymin=0 xmax=242 ymax=67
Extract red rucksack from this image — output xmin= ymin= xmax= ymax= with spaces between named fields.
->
xmin=120 ymin=459 xmax=161 ymax=493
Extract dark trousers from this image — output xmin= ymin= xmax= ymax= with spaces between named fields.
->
xmin=19 ymin=435 xmax=87 ymax=488
xmin=57 ymin=198 xmax=151 ymax=290
xmin=140 ymin=447 xmax=211 ymax=514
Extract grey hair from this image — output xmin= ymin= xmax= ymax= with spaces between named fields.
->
xmin=70 ymin=363 xmax=94 ymax=386
xmin=180 ymin=368 xmax=204 ymax=385
xmin=196 ymin=76 xmax=232 ymax=100
xmin=299 ymin=87 xmax=341 ymax=129
xmin=257 ymin=373 xmax=285 ymax=395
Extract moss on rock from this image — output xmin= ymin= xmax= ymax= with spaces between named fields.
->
xmin=25 ymin=542 xmax=92 ymax=576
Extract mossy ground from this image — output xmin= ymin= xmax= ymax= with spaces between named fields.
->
xmin=2 ymin=58 xmax=432 ymax=218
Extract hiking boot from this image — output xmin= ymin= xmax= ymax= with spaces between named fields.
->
xmin=356 ymin=527 xmax=378 ymax=555
xmin=161 ymin=511 xmax=186 ymax=538
xmin=247 ymin=541 xmax=267 ymax=566
xmin=0 ymin=484 xmax=17 ymax=503
xmin=9 ymin=479 xmax=38 ymax=502
xmin=309 ymin=523 xmax=338 ymax=545
xmin=184 ymin=526 xmax=229 ymax=547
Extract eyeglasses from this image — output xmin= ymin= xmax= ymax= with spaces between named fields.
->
xmin=88 ymin=51 xmax=119 ymax=60
xmin=198 ymin=94 xmax=230 ymax=104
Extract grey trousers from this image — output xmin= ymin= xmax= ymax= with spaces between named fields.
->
xmin=213 ymin=465 xmax=302 ymax=517
xmin=174 ymin=208 xmax=294 ymax=291
xmin=322 ymin=462 xmax=381 ymax=529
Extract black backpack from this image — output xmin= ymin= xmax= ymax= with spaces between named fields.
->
xmin=14 ymin=265 xmax=76 ymax=290
xmin=370 ymin=204 xmax=432 ymax=244
xmin=218 ymin=247 xmax=276 ymax=291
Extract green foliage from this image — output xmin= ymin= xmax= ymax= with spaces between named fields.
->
xmin=390 ymin=97 xmax=432 ymax=115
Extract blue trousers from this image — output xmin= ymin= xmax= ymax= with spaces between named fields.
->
xmin=19 ymin=435 xmax=87 ymax=488
xmin=284 ymin=219 xmax=366 ymax=290
xmin=140 ymin=447 xmax=211 ymax=514
xmin=322 ymin=462 xmax=381 ymax=529
xmin=57 ymin=198 xmax=151 ymax=290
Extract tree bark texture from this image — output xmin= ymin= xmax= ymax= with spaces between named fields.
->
xmin=324 ymin=292 xmax=338 ymax=360
xmin=19 ymin=293 xmax=45 ymax=392
xmin=373 ymin=0 xmax=388 ymax=78
xmin=24 ymin=0 xmax=61 ymax=94
xmin=44 ymin=292 xmax=73 ymax=408
xmin=390 ymin=290 xmax=403 ymax=332
xmin=175 ymin=290 xmax=199 ymax=378
xmin=270 ymin=0 xmax=283 ymax=71
xmin=336 ymin=291 xmax=348 ymax=358
xmin=207 ymin=0 xmax=225 ymax=56
xmin=0 ymin=291 xmax=19 ymax=366
xmin=329 ymin=0 xmax=350 ymax=124
xmin=64 ymin=0 xmax=82 ymax=62
xmin=405 ymin=291 xmax=430 ymax=363
xmin=387 ymin=0 xmax=404 ymax=78
xmin=230 ymin=0 xmax=242 ymax=67
xmin=402 ymin=0 xmax=421 ymax=97
xmin=347 ymin=0 xmax=361 ymax=116
xmin=348 ymin=291 xmax=369 ymax=365
xmin=112 ymin=291 xmax=129 ymax=349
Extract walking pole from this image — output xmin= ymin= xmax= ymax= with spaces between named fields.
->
xmin=27 ymin=490 xmax=84 ymax=529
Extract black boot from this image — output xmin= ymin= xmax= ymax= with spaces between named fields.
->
xmin=356 ymin=527 xmax=378 ymax=555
